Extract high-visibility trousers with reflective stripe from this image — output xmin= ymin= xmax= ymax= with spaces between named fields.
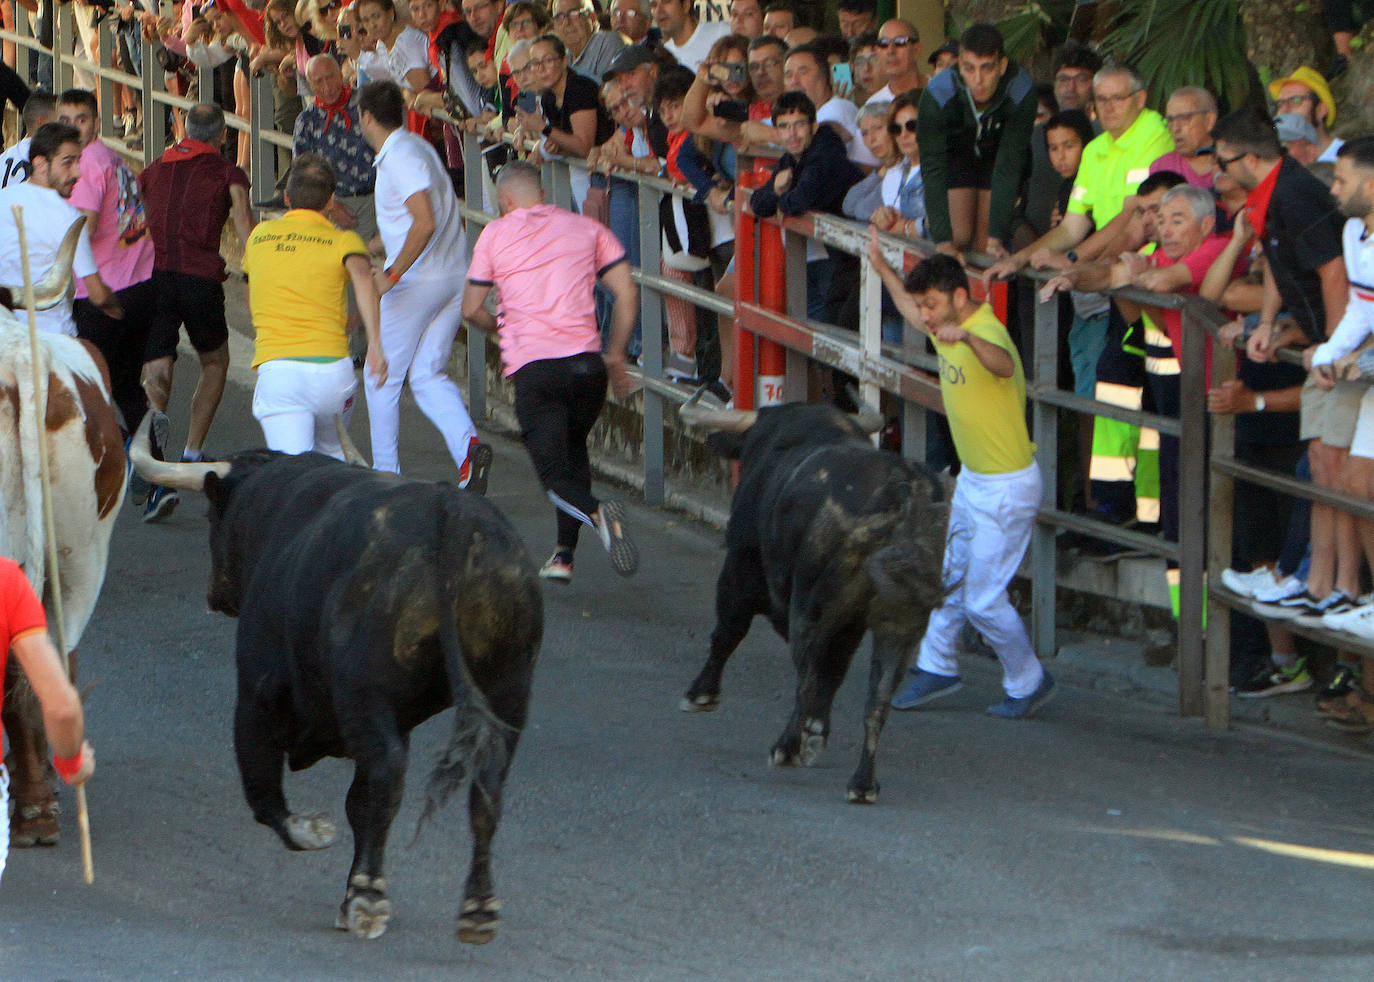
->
xmin=1090 ymin=313 xmax=1158 ymax=522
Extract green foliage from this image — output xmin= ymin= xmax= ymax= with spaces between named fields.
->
xmin=992 ymin=0 xmax=1078 ymax=64
xmin=1099 ymin=0 xmax=1250 ymax=112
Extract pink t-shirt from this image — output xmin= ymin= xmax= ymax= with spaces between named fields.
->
xmin=468 ymin=204 xmax=626 ymax=376
xmin=1149 ymin=233 xmax=1238 ymax=386
xmin=69 ymin=139 xmax=155 ymax=296
xmin=1149 ymin=151 xmax=1215 ymax=190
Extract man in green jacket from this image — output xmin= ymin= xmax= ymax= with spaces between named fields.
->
xmin=917 ymin=22 xmax=1038 ymax=257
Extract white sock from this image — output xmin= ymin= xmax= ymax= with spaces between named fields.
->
xmin=182 ymin=447 xmax=203 ymax=463
xmin=1272 ymin=651 xmax=1297 ymax=669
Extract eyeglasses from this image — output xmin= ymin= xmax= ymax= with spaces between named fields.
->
xmin=876 ymin=36 xmax=915 ymax=48
xmin=552 ymin=9 xmax=587 ymax=22
xmin=1095 ymin=90 xmax=1141 ymax=106
xmin=510 ymin=62 xmax=531 ymax=74
xmin=1054 ymin=71 xmax=1091 ymax=86
xmin=1275 ymin=92 xmax=1316 ymax=111
xmin=508 ymin=16 xmax=535 ymax=30
xmin=888 ymin=118 xmax=918 ymax=135
xmin=852 ymin=55 xmax=876 ymax=69
xmin=1164 ymin=109 xmax=1208 ymax=126
xmin=1216 ymin=151 xmax=1245 ymax=170
xmin=747 ymin=55 xmax=781 ymax=73
xmin=528 ymin=55 xmax=561 ymax=71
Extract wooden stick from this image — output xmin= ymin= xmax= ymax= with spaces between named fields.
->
xmin=12 ymin=205 xmax=95 ymax=885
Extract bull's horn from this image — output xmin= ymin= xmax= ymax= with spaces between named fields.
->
xmin=128 ymin=412 xmax=230 ymax=491
xmin=1 ymin=217 xmax=87 ymax=311
xmin=334 ymin=415 xmax=370 ymax=467
xmin=678 ymin=385 xmax=757 ymax=432
xmin=846 ymin=383 xmax=885 ymax=434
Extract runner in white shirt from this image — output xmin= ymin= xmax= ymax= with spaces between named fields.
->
xmin=0 ymin=123 xmax=117 ymax=337
xmin=357 ymin=81 xmax=490 ymax=488
xmin=0 ymin=92 xmax=58 ymax=190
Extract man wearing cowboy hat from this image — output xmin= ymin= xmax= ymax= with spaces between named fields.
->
xmin=1270 ymin=66 xmax=1344 ymax=164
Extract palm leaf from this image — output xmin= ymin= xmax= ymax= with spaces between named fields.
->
xmin=1100 ymin=0 xmax=1250 ymax=113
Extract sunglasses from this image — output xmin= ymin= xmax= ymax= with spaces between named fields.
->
xmin=888 ymin=118 xmax=917 ymax=135
xmin=319 ymin=0 xmax=340 ymax=10
xmin=876 ymin=36 xmax=914 ymax=49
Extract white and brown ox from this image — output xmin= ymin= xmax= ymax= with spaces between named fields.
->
xmin=0 ymin=219 xmax=125 ymax=846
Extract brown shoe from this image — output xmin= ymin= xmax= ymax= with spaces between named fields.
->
xmin=1325 ymin=689 xmax=1374 ymax=734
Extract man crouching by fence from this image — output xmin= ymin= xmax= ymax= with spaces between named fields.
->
xmin=461 ymin=160 xmax=640 ymax=583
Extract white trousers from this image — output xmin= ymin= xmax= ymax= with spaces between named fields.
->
xmin=252 ymin=358 xmax=357 ymax=460
xmin=364 ymin=278 xmax=476 ymax=474
xmin=916 ymin=461 xmax=1046 ymax=698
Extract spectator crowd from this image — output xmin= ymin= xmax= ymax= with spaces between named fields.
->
xmin=5 ymin=0 xmax=1374 ymax=730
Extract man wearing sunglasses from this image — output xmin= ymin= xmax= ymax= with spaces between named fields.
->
xmin=862 ymin=18 xmax=923 ymax=107
xmin=917 ymin=22 xmax=1036 ymax=257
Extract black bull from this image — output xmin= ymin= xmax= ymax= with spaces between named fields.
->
xmin=680 ymin=401 xmax=949 ymax=803
xmin=131 ymin=421 xmax=542 ymax=944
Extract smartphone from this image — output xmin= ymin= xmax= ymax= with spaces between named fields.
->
xmin=708 ymin=63 xmax=745 ymax=87
xmin=516 ymin=90 xmax=538 ymax=114
xmin=337 ymin=22 xmax=352 ymax=38
xmin=830 ymin=62 xmax=852 ymax=91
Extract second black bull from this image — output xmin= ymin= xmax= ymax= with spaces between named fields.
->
xmin=130 ymin=416 xmax=542 ymax=945
xmin=679 ymin=397 xmax=950 ymax=803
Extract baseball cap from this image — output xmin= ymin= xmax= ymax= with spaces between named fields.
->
xmin=604 ymin=45 xmax=657 ymax=80
xmin=1268 ymin=66 xmax=1337 ymax=127
xmin=1274 ymin=112 xmax=1318 ymax=144
xmin=927 ymin=40 xmax=957 ymax=66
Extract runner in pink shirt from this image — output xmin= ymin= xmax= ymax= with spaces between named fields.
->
xmin=463 ymin=161 xmax=641 ymax=583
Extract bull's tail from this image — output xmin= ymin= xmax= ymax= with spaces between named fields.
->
xmin=865 ymin=488 xmax=951 ymax=636
xmin=414 ymin=526 xmax=517 ymax=839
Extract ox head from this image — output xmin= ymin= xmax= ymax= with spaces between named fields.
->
xmin=678 ymin=387 xmax=885 ymax=460
xmin=0 ymin=218 xmax=91 ymax=315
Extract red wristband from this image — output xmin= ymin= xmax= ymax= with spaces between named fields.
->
xmin=52 ymin=748 xmax=83 ymax=781
xmin=385 ymin=269 xmax=402 ymax=284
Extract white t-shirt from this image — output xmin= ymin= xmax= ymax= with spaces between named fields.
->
xmin=367 ymin=26 xmax=432 ymax=89
xmin=0 ymin=182 xmax=98 ymax=337
xmin=1318 ymin=137 xmax=1346 ymax=164
xmin=663 ymin=20 xmax=731 ymax=73
xmin=0 ymin=137 xmax=33 ymax=189
xmin=817 ymin=95 xmax=876 ymax=167
xmin=373 ymin=128 xmax=467 ymax=280
xmin=863 ymin=84 xmax=895 ymax=108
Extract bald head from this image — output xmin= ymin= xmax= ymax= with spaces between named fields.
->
xmin=306 ymin=54 xmax=346 ymax=105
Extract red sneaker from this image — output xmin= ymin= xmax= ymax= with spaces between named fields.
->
xmin=458 ymin=437 xmax=492 ymax=495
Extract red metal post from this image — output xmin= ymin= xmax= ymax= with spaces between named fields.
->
xmin=734 ymin=174 xmax=761 ymax=411
xmin=755 ymin=216 xmax=787 ymax=405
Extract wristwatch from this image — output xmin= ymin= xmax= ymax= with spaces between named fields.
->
xmin=1254 ymin=393 xmax=1266 ymax=412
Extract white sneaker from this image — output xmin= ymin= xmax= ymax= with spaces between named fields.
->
xmin=1322 ymin=600 xmax=1374 ymax=631
xmin=1252 ymin=575 xmax=1306 ymax=605
xmin=1220 ymin=565 xmax=1274 ymax=599
xmin=1335 ymin=603 xmax=1374 ymax=640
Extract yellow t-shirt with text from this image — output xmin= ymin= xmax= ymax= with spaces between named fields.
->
xmin=932 ymin=303 xmax=1036 ymax=475
xmin=242 ymin=209 xmax=368 ymax=368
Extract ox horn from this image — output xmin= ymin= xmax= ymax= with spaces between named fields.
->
xmin=1 ymin=217 xmax=88 ymax=311
xmin=334 ymin=415 xmax=371 ymax=468
xmin=127 ymin=412 xmax=230 ymax=492
xmin=678 ymin=385 xmax=757 ymax=432
xmin=846 ymin=384 xmax=885 ymax=434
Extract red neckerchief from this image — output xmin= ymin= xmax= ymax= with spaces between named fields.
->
xmin=427 ymin=9 xmax=463 ymax=74
xmin=159 ymin=138 xmax=221 ymax=163
xmin=1245 ymin=157 xmax=1284 ymax=241
xmin=666 ymin=129 xmax=691 ymax=184
xmin=315 ymin=85 xmax=354 ymax=133
xmin=216 ymin=0 xmax=264 ymax=45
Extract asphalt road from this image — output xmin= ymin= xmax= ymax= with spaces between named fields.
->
xmin=4 ymin=281 xmax=1374 ymax=981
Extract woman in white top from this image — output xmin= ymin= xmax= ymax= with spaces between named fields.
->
xmin=870 ymin=90 xmax=925 ymax=241
xmin=356 ymin=0 xmax=433 ymax=95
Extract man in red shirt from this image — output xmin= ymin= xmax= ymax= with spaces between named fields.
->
xmin=136 ymin=104 xmax=254 ymax=523
xmin=1 ymin=557 xmax=95 ymax=875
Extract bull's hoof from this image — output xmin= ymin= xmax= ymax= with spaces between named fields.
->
xmin=846 ymin=783 xmax=880 ymax=805
xmin=285 ymin=812 xmax=337 ymax=850
xmin=770 ymin=720 xmax=827 ymax=767
xmin=10 ymin=802 xmax=61 ymax=848
xmin=456 ymin=896 xmax=501 ymax=945
xmin=679 ymin=691 xmax=720 ymax=713
xmin=336 ymin=893 xmax=392 ymax=940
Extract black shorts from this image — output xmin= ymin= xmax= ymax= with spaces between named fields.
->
xmin=945 ymin=144 xmax=994 ymax=191
xmin=145 ymin=270 xmax=229 ymax=362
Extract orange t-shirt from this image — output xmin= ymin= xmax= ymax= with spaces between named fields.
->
xmin=0 ymin=556 xmax=48 ymax=720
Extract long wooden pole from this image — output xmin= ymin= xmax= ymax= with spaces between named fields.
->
xmin=12 ymin=205 xmax=95 ymax=884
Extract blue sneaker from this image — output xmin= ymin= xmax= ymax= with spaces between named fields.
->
xmin=986 ymin=671 xmax=1056 ymax=719
xmin=142 ymin=485 xmax=180 ymax=524
xmin=891 ymin=668 xmax=963 ymax=710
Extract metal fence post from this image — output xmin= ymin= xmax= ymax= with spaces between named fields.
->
xmin=249 ymin=72 xmax=276 ymax=203
xmin=783 ymin=229 xmax=807 ymax=402
xmin=54 ymin=0 xmax=70 ymax=93
xmin=638 ymin=176 xmax=665 ymax=506
xmin=1205 ymin=334 xmax=1236 ymax=730
xmin=756 ymin=218 xmax=786 ymax=406
xmin=461 ymin=135 xmax=487 ymax=423
xmin=15 ymin=6 xmax=30 ymax=85
xmin=733 ymin=181 xmax=759 ymax=412
xmin=96 ymin=24 xmax=115 ymax=137
xmin=142 ymin=39 xmax=166 ymax=166
xmin=1177 ymin=306 xmax=1208 ymax=717
xmin=1030 ymin=274 xmax=1060 ymax=662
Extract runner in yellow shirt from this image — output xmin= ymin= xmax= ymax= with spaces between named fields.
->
xmin=867 ymin=231 xmax=1055 ymax=719
xmin=242 ymin=153 xmax=387 ymax=460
